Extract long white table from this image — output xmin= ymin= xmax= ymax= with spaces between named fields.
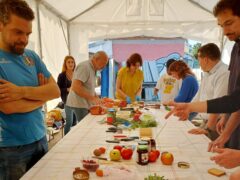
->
xmin=21 ymin=108 xmax=236 ymax=179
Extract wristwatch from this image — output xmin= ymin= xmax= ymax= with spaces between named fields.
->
xmin=204 ymin=127 xmax=213 ymax=134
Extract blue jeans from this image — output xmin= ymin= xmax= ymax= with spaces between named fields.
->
xmin=188 ymin=112 xmax=198 ymax=121
xmin=0 ymin=136 xmax=48 ymax=180
xmin=64 ymin=105 xmax=88 ymax=135
xmin=64 ymin=104 xmax=77 ymax=126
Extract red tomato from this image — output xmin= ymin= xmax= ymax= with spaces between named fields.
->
xmin=119 ymin=101 xmax=127 ymax=107
xmin=148 ymin=151 xmax=158 ymax=162
xmin=99 ymin=147 xmax=106 ymax=154
xmin=121 ymin=148 xmax=133 ymax=160
xmin=133 ymin=113 xmax=141 ymax=121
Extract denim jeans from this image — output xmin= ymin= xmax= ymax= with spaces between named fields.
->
xmin=63 ymin=104 xmax=77 ymax=126
xmin=64 ymin=105 xmax=88 ymax=135
xmin=188 ymin=112 xmax=198 ymax=121
xmin=0 ymin=136 xmax=48 ymax=180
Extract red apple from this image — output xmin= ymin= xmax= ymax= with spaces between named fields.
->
xmin=148 ymin=151 xmax=158 ymax=162
xmin=113 ymin=145 xmax=123 ymax=152
xmin=152 ymin=150 xmax=160 ymax=158
xmin=161 ymin=152 xmax=174 ymax=165
xmin=121 ymin=148 xmax=133 ymax=160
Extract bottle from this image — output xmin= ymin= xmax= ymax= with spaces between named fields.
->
xmin=137 ymin=145 xmax=149 ymax=165
xmin=150 ymin=139 xmax=156 ymax=151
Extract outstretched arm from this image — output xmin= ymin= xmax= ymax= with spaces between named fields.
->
xmin=207 ymin=88 xmax=240 ymax=113
xmin=165 ymin=101 xmax=207 ymax=119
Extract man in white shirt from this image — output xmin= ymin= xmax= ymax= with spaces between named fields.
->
xmin=188 ymin=43 xmax=229 ymax=140
xmin=153 ymin=59 xmax=181 ymax=102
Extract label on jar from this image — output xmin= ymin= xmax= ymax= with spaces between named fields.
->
xmin=140 ymin=152 xmax=149 ymax=164
xmin=107 ymin=117 xmax=113 ymax=124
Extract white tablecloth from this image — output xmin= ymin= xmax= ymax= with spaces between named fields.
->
xmin=21 ymin=108 xmax=235 ymax=180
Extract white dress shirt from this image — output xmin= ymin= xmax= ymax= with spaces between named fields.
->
xmin=192 ymin=61 xmax=229 ymax=120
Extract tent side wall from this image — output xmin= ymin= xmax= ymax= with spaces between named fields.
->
xmin=39 ymin=4 xmax=69 ymax=80
xmin=28 ymin=0 xmax=70 ymax=110
xmin=26 ymin=0 xmax=40 ymax=55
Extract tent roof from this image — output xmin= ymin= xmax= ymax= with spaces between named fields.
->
xmin=72 ymin=0 xmax=214 ymax=24
xmin=39 ymin=0 xmax=222 ymax=46
xmin=41 ymin=0 xmax=103 ymax=21
xmin=41 ymin=0 xmax=218 ymax=22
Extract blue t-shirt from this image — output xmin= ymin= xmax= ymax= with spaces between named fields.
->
xmin=174 ymin=75 xmax=199 ymax=103
xmin=0 ymin=49 xmax=51 ymax=147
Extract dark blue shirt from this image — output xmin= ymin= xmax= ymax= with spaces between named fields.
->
xmin=228 ymin=40 xmax=240 ymax=94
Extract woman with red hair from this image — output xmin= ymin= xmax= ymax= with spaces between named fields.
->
xmin=168 ymin=60 xmax=199 ymax=103
xmin=57 ymin=55 xmax=76 ymax=104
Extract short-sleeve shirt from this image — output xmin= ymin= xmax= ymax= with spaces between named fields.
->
xmin=66 ymin=60 xmax=96 ymax=109
xmin=0 ymin=49 xmax=51 ymax=147
xmin=155 ymin=73 xmax=181 ymax=102
xmin=115 ymin=67 xmax=144 ymax=102
xmin=192 ymin=61 xmax=229 ymax=120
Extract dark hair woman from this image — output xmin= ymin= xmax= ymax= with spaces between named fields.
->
xmin=116 ymin=53 xmax=144 ymax=103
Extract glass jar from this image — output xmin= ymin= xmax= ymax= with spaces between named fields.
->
xmin=137 ymin=145 xmax=149 ymax=165
xmin=141 ymin=138 xmax=156 ymax=151
xmin=141 ymin=137 xmax=151 ymax=152
xmin=107 ymin=108 xmax=116 ymax=124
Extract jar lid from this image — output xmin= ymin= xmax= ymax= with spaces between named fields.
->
xmin=138 ymin=141 xmax=148 ymax=145
xmin=108 ymin=108 xmax=116 ymax=112
xmin=138 ymin=145 xmax=148 ymax=150
xmin=177 ymin=161 xmax=190 ymax=169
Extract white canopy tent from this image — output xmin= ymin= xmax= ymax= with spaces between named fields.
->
xmin=25 ymin=0 xmax=233 ymax=108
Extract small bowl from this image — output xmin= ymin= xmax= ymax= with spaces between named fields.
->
xmin=82 ymin=159 xmax=99 ymax=172
xmin=73 ymin=167 xmax=89 ymax=180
